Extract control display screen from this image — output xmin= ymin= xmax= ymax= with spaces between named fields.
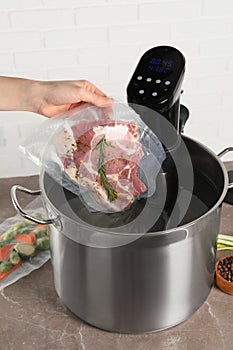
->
xmin=148 ymin=58 xmax=173 ymax=74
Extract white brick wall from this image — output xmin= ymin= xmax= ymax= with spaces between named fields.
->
xmin=43 ymin=0 xmax=107 ymax=6
xmin=203 ymin=0 xmax=233 ymax=16
xmin=109 ymin=23 xmax=170 ymax=45
xmin=0 ymin=0 xmax=43 ymax=10
xmin=47 ymin=64 xmax=109 ymax=83
xmin=10 ymin=9 xmax=75 ymax=29
xmin=0 ymin=11 xmax=10 ymax=29
xmin=0 ymin=0 xmax=233 ymax=177
xmin=75 ymin=4 xmax=138 ymax=26
xmin=0 ymin=53 xmax=14 ymax=70
xmin=199 ymin=37 xmax=233 ymax=56
xmin=45 ymin=28 xmax=108 ymax=48
xmin=78 ymin=46 xmax=139 ymax=65
xmin=15 ymin=49 xmax=76 ymax=70
xmin=139 ymin=1 xmax=202 ymax=21
xmin=171 ymin=18 xmax=232 ymax=39
xmin=0 ymin=31 xmax=42 ymax=50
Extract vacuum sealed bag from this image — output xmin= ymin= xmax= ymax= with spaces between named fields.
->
xmin=20 ymin=102 xmax=165 ymax=213
xmin=0 ymin=198 xmax=50 ymax=291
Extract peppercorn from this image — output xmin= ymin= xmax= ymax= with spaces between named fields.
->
xmin=218 ymin=256 xmax=233 ymax=282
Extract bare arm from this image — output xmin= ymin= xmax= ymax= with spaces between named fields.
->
xmin=0 ymin=77 xmax=114 ymax=117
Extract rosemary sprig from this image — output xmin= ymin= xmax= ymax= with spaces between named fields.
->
xmin=95 ymin=137 xmax=118 ymax=202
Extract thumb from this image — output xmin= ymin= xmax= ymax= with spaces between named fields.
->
xmin=77 ymin=87 xmax=114 ymax=107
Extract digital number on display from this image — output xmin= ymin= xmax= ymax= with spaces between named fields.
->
xmin=148 ymin=58 xmax=173 ymax=74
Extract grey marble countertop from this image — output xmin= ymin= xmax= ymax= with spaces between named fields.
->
xmin=0 ymin=172 xmax=233 ymax=350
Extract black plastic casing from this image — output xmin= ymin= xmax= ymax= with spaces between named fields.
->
xmin=127 ymin=46 xmax=186 ymax=212
xmin=127 ymin=46 xmax=185 ymax=114
xmin=127 ymin=46 xmax=185 ymax=133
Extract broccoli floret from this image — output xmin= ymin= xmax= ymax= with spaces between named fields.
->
xmin=9 ymin=251 xmax=21 ymax=265
xmin=0 ymin=261 xmax=13 ymax=273
xmin=13 ymin=222 xmax=29 ymax=231
xmin=33 ymin=228 xmax=47 ymax=238
xmin=36 ymin=237 xmax=50 ymax=250
xmin=3 ymin=230 xmax=17 ymax=241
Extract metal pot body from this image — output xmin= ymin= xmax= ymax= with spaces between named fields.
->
xmin=11 ymin=136 xmax=232 ymax=333
xmin=49 ymin=209 xmax=219 ymax=333
xmin=44 ymin=136 xmax=228 ymax=333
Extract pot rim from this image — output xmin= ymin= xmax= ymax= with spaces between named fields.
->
xmin=40 ymin=134 xmax=229 ymax=237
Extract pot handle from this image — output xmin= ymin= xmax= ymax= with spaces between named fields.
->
xmin=11 ymin=185 xmax=56 ymax=225
xmin=218 ymin=147 xmax=233 ymax=189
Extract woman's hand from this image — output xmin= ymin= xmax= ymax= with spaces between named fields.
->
xmin=0 ymin=77 xmax=114 ymax=117
xmin=35 ymin=79 xmax=114 ymax=117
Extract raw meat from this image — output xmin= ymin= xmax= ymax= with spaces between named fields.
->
xmin=55 ymin=121 xmax=147 ymax=212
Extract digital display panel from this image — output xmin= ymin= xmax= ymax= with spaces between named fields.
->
xmin=148 ymin=58 xmax=173 ymax=74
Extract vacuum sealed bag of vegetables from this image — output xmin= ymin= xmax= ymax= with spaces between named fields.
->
xmin=20 ymin=102 xmax=165 ymax=213
xmin=0 ymin=198 xmax=50 ymax=290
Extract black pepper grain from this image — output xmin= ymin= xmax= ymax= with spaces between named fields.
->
xmin=218 ymin=256 xmax=233 ymax=282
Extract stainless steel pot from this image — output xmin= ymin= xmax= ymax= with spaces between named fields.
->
xmin=11 ymin=136 xmax=233 ymax=333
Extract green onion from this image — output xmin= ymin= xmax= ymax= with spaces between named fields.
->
xmin=217 ymin=246 xmax=233 ymax=251
xmin=217 ymin=234 xmax=233 ymax=251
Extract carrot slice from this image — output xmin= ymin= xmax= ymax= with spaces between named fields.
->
xmin=14 ymin=234 xmax=33 ymax=244
xmin=28 ymin=231 xmax=37 ymax=244
xmin=0 ymin=261 xmax=22 ymax=280
xmin=0 ymin=244 xmax=14 ymax=261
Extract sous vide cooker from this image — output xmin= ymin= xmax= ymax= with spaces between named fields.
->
xmin=11 ymin=46 xmax=233 ymax=333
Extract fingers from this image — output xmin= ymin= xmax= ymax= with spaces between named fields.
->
xmin=76 ymin=80 xmax=107 ymax=97
xmin=77 ymin=87 xmax=114 ymax=107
